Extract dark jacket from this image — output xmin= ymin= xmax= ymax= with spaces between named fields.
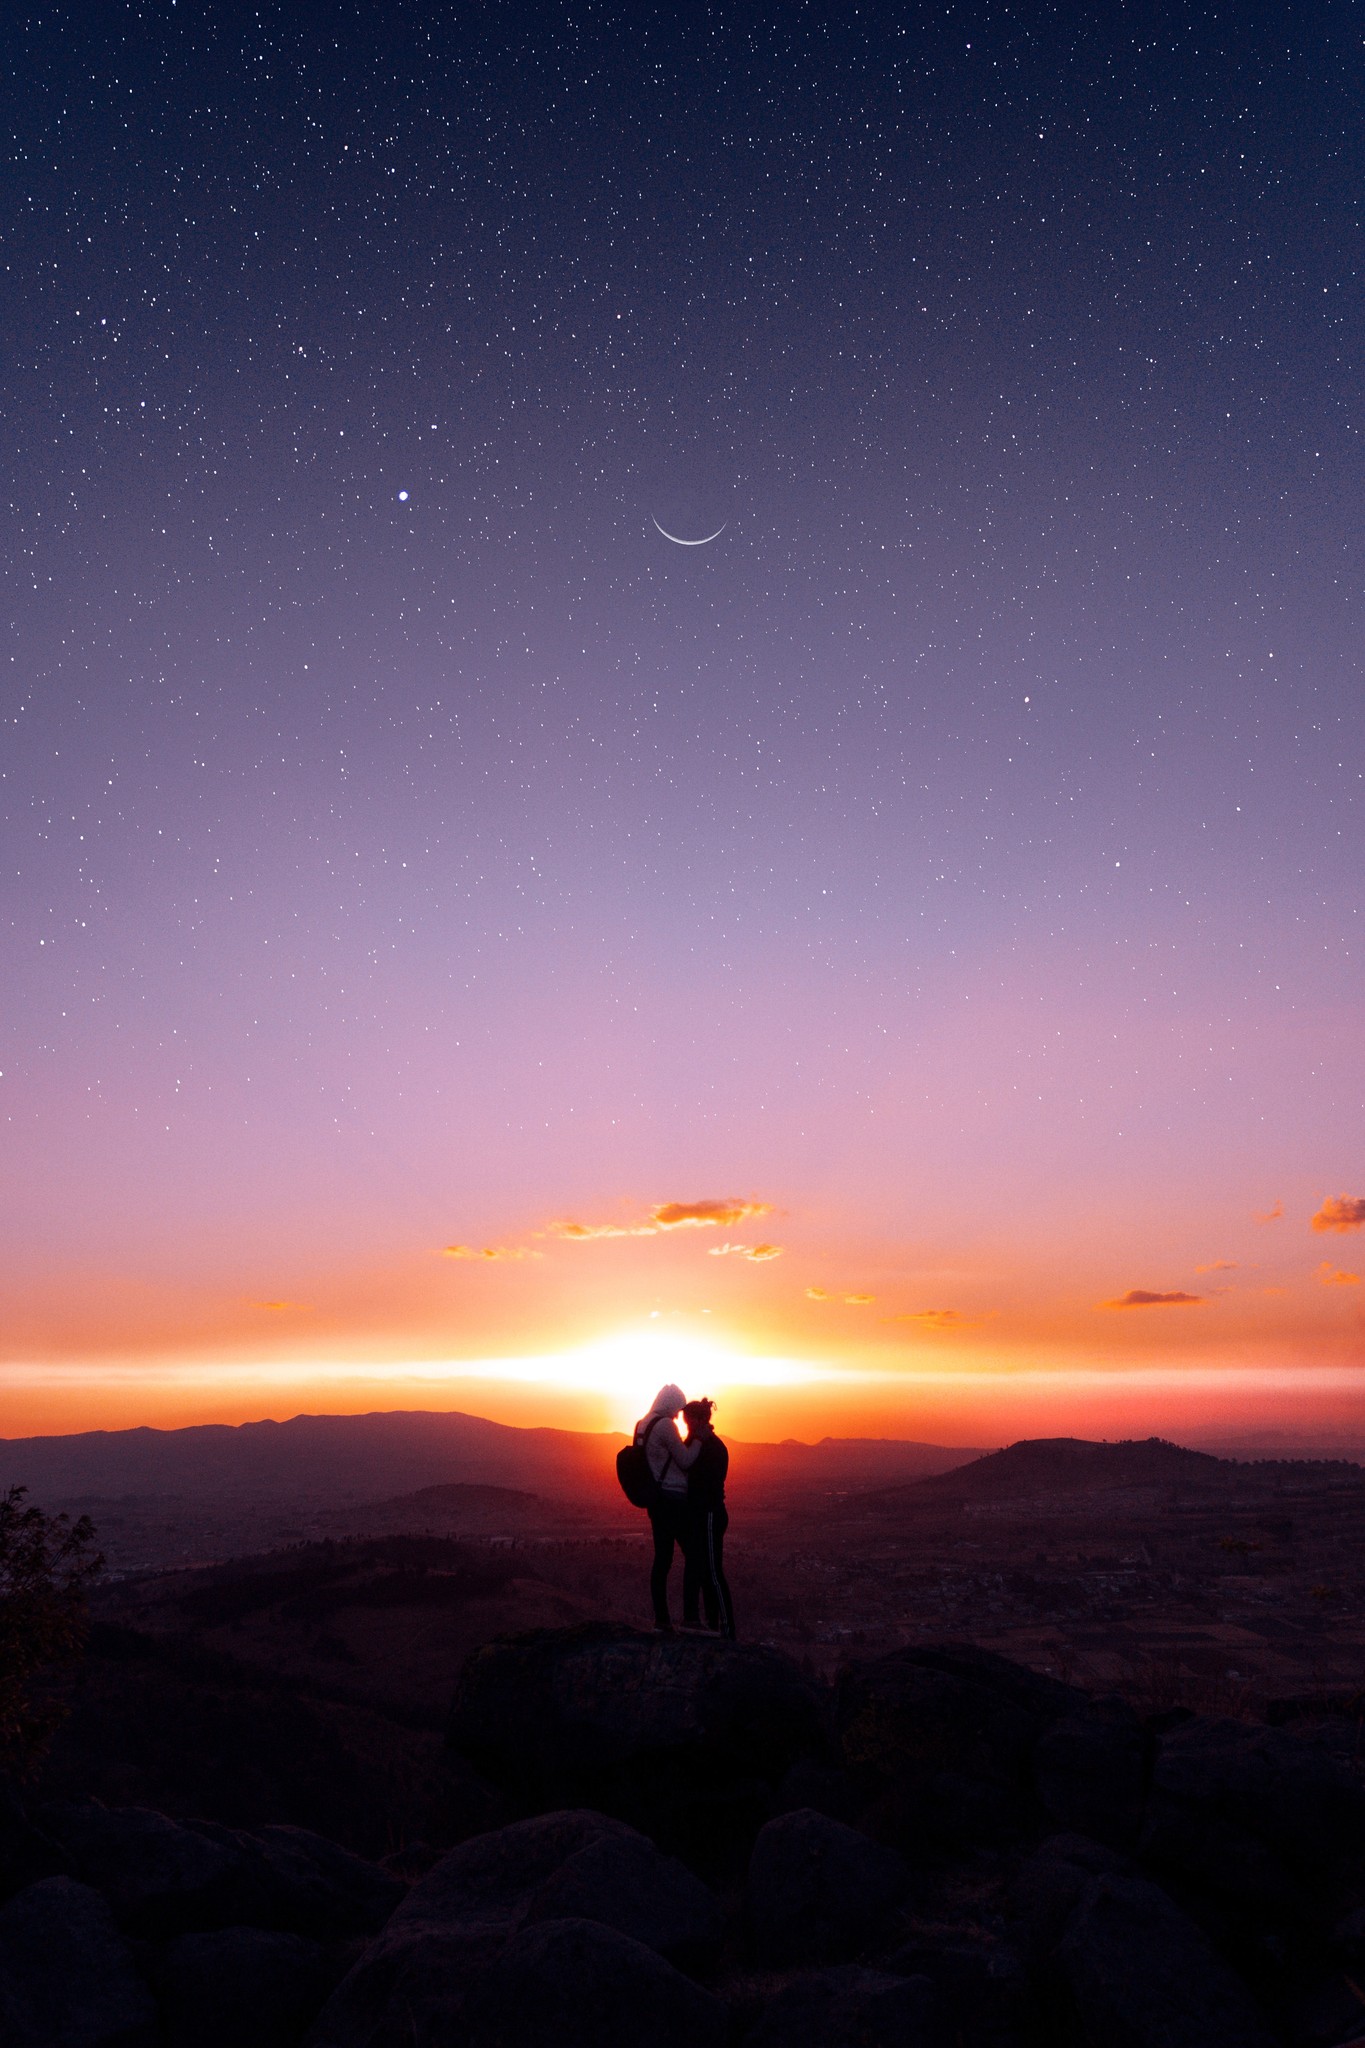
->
xmin=686 ymin=1428 xmax=728 ymax=1508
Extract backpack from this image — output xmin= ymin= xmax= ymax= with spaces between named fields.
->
xmin=616 ymin=1412 xmax=669 ymax=1508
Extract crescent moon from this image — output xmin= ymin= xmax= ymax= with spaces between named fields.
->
xmin=651 ymin=515 xmax=728 ymax=547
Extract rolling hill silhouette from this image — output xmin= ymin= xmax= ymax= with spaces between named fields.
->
xmin=0 ymin=1408 xmax=977 ymax=1515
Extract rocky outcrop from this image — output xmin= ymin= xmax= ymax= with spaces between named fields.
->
xmin=37 ymin=1800 xmax=402 ymax=1940
xmin=835 ymin=1640 xmax=1083 ymax=1846
xmin=307 ymin=1809 xmax=725 ymax=2046
xmin=1034 ymin=1692 xmax=1150 ymax=1849
xmin=0 ymin=1797 xmax=401 ymax=2048
xmin=1140 ymin=1713 xmax=1365 ymax=1919
xmin=447 ymin=1622 xmax=827 ymax=1863
xmin=14 ymin=1629 xmax=1362 ymax=2046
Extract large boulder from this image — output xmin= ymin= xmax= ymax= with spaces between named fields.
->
xmin=1140 ymin=1715 xmax=1365 ymax=1916
xmin=835 ymin=1643 xmax=1081 ymax=1848
xmin=522 ymin=1828 xmax=723 ymax=1962
xmin=38 ymin=1802 xmax=258 ymax=1936
xmin=1033 ymin=1693 xmax=1150 ymax=1849
xmin=389 ymin=1811 xmax=644 ymax=1934
xmin=249 ymin=1824 xmax=404 ymax=1937
xmin=306 ymin=1922 xmax=491 ymax=2048
xmin=746 ymin=1807 xmax=909 ymax=1964
xmin=158 ymin=1927 xmax=337 ymax=2048
xmin=884 ymin=1931 xmax=1032 ymax=2048
xmin=448 ymin=1624 xmax=827 ymax=1864
xmin=1056 ymin=1869 xmax=1276 ymax=2047
xmin=37 ymin=1800 xmax=403 ymax=1940
xmin=0 ymin=1876 xmax=159 ymax=2048
xmin=743 ymin=1965 xmax=945 ymax=2048
xmin=0 ymin=1784 xmax=64 ymax=1902
xmin=307 ymin=1810 xmax=724 ymax=2048
xmin=458 ymin=1916 xmax=727 ymax=2048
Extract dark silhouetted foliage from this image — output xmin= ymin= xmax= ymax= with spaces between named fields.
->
xmin=0 ymin=1487 xmax=103 ymax=1775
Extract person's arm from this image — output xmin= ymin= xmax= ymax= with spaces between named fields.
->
xmin=660 ymin=1418 xmax=703 ymax=1468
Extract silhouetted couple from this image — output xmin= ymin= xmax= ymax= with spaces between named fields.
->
xmin=633 ymin=1383 xmax=734 ymax=1638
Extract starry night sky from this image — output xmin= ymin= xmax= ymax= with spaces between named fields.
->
xmin=3 ymin=3 xmax=1362 ymax=1440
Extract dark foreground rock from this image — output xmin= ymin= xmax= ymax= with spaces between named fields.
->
xmin=36 ymin=1799 xmax=402 ymax=1939
xmin=459 ymin=1917 xmax=727 ymax=2048
xmin=448 ymin=1623 xmax=827 ymax=1864
xmin=746 ymin=1806 xmax=909 ymax=1964
xmin=0 ymin=1875 xmax=159 ymax=2048
xmin=1034 ymin=1693 xmax=1150 ymax=1850
xmin=1019 ymin=1835 xmax=1277 ymax=2048
xmin=836 ymin=1642 xmax=1083 ymax=1847
xmin=158 ymin=1927 xmax=337 ymax=2048
xmin=743 ymin=1965 xmax=945 ymax=2048
xmin=1140 ymin=1714 xmax=1365 ymax=1920
xmin=308 ymin=1809 xmax=724 ymax=2047
xmin=1058 ymin=1869 xmax=1277 ymax=2047
xmin=17 ymin=1629 xmax=1361 ymax=2048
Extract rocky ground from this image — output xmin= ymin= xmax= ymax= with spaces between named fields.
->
xmin=5 ymin=1622 xmax=1365 ymax=2046
xmin=7 ymin=1438 xmax=1365 ymax=2043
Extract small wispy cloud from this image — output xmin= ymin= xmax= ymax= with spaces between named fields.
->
xmin=1311 ymin=1194 xmax=1365 ymax=1235
xmin=550 ymin=1220 xmax=649 ymax=1241
xmin=1103 ymin=1289 xmax=1204 ymax=1309
xmin=886 ymin=1307 xmax=976 ymax=1330
xmin=1196 ymin=1260 xmax=1238 ymax=1274
xmin=250 ymin=1299 xmax=309 ymax=1312
xmin=806 ymin=1286 xmax=875 ymax=1305
xmin=1317 ymin=1262 xmax=1362 ymax=1288
xmin=708 ymin=1241 xmax=785 ymax=1261
xmin=443 ymin=1243 xmax=540 ymax=1262
xmin=1256 ymin=1200 xmax=1283 ymax=1224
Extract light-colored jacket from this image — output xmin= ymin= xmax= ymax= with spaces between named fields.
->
xmin=634 ymin=1383 xmax=702 ymax=1499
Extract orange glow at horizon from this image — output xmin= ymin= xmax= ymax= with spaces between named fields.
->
xmin=5 ymin=1331 xmax=1364 ymax=1453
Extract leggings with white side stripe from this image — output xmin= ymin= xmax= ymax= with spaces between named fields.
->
xmin=683 ymin=1504 xmax=734 ymax=1637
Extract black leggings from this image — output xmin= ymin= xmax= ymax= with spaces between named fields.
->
xmin=683 ymin=1504 xmax=734 ymax=1637
xmin=648 ymin=1498 xmax=690 ymax=1627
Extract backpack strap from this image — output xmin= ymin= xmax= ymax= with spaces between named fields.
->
xmin=637 ymin=1411 xmax=675 ymax=1487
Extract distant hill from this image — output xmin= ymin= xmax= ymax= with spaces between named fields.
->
xmin=856 ymin=1436 xmax=1363 ymax=1513
xmin=0 ymin=1408 xmax=977 ymax=1515
xmin=913 ymin=1436 xmax=1227 ymax=1497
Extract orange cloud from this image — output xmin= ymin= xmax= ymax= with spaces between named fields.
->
xmin=651 ymin=1198 xmax=771 ymax=1230
xmin=249 ymin=1300 xmax=310 ymax=1312
xmin=1103 ymin=1289 xmax=1204 ymax=1309
xmin=1311 ymin=1195 xmax=1365 ymax=1234
xmin=549 ymin=1220 xmax=648 ymax=1241
xmin=707 ymin=1241 xmax=785 ymax=1261
xmin=442 ymin=1243 xmax=540 ymax=1262
xmin=1196 ymin=1260 xmax=1238 ymax=1274
xmin=807 ymin=1287 xmax=875 ymax=1305
xmin=1317 ymin=1262 xmax=1362 ymax=1288
xmin=553 ymin=1196 xmax=771 ymax=1241
xmin=887 ymin=1308 xmax=976 ymax=1330
xmin=1256 ymin=1201 xmax=1283 ymax=1224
